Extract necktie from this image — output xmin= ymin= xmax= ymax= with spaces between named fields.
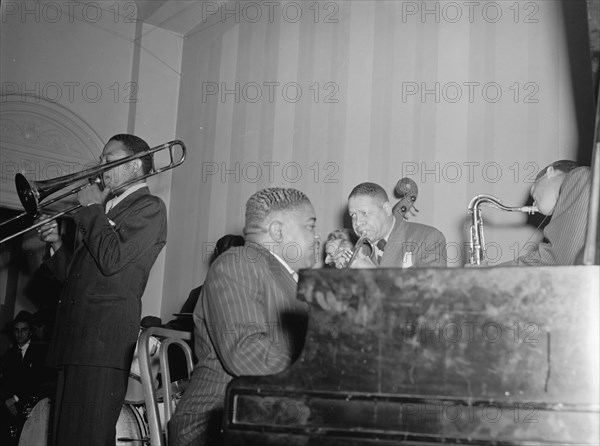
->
xmin=376 ymin=239 xmax=386 ymax=265
xmin=18 ymin=347 xmax=23 ymax=363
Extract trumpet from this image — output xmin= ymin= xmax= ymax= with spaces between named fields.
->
xmin=346 ymin=231 xmax=376 ymax=268
xmin=467 ymin=194 xmax=537 ymax=265
xmin=325 ymin=229 xmax=377 ymax=268
xmin=0 ymin=140 xmax=186 ymax=244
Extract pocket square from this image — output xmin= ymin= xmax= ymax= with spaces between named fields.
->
xmin=402 ymin=252 xmax=414 ymax=268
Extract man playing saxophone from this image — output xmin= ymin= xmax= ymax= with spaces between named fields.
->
xmin=502 ymin=160 xmax=592 ymax=266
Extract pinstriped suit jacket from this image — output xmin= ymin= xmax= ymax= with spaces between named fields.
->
xmin=170 ymin=242 xmax=308 ymax=446
xmin=380 ymin=218 xmax=447 ymax=268
xmin=512 ymin=166 xmax=591 ymax=266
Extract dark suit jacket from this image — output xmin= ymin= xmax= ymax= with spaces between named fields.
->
xmin=45 ymin=186 xmax=167 ymax=370
xmin=170 ymin=242 xmax=308 ymax=446
xmin=0 ymin=342 xmax=49 ymax=401
xmin=380 ymin=218 xmax=447 ymax=268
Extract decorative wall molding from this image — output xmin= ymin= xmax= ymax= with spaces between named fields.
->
xmin=0 ymin=95 xmax=104 ymax=211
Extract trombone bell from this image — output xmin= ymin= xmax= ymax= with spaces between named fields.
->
xmin=15 ymin=173 xmax=39 ymax=216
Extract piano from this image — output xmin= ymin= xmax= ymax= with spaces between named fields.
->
xmin=223 ymin=265 xmax=599 ymax=445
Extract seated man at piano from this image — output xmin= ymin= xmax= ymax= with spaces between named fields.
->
xmin=326 ymin=182 xmax=447 ymax=268
xmin=501 ymin=160 xmax=592 ymax=266
xmin=169 ymin=187 xmax=320 ymax=446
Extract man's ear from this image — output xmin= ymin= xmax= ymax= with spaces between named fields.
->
xmin=131 ymin=159 xmax=142 ymax=174
xmin=268 ymin=220 xmax=283 ymax=242
xmin=383 ymin=201 xmax=392 ymax=216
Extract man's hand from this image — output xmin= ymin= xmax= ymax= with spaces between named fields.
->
xmin=35 ymin=214 xmax=62 ymax=252
xmin=325 ymin=239 xmax=377 ymax=269
xmin=5 ymin=396 xmax=18 ymax=417
xmin=325 ymin=238 xmax=353 ymax=269
xmin=76 ymin=183 xmax=110 ymax=207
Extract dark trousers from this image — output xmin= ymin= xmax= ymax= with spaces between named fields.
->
xmin=52 ymin=365 xmax=128 ymax=446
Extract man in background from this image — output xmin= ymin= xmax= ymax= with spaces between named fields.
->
xmin=0 ymin=311 xmax=50 ymax=445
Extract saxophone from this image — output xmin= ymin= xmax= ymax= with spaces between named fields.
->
xmin=467 ymin=194 xmax=537 ymax=265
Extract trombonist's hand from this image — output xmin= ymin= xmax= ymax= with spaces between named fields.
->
xmin=35 ymin=214 xmax=62 ymax=252
xmin=77 ymin=183 xmax=110 ymax=207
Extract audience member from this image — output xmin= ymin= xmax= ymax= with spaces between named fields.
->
xmin=0 ymin=311 xmax=51 ymax=445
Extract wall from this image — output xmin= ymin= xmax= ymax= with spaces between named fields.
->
xmin=133 ymin=21 xmax=183 ymax=319
xmin=162 ymin=0 xmax=595 ymax=315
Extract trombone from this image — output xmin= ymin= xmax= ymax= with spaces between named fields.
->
xmin=0 ymin=140 xmax=186 ymax=244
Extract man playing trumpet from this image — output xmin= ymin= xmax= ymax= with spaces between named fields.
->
xmin=326 ymin=182 xmax=447 ymax=268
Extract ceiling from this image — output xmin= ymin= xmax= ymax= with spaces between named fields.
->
xmin=134 ymin=0 xmax=228 ymax=36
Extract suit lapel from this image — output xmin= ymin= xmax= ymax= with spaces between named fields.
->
xmin=106 ymin=186 xmax=150 ymax=226
xmin=381 ymin=219 xmax=406 ymax=267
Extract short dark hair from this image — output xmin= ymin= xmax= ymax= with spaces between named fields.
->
xmin=13 ymin=311 xmax=33 ymax=328
xmin=535 ymin=160 xmax=579 ymax=180
xmin=108 ymin=134 xmax=153 ymax=175
xmin=348 ymin=182 xmax=389 ymax=203
xmin=244 ymin=188 xmax=310 ymax=235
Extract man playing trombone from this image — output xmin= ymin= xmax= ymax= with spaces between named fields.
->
xmin=36 ymin=134 xmax=168 ymax=446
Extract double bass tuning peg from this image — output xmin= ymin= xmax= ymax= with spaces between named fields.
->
xmin=392 ymin=177 xmax=419 ymax=218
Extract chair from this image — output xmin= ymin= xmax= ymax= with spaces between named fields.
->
xmin=137 ymin=327 xmax=194 ymax=446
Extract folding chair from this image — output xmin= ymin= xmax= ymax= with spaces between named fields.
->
xmin=137 ymin=327 xmax=194 ymax=446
